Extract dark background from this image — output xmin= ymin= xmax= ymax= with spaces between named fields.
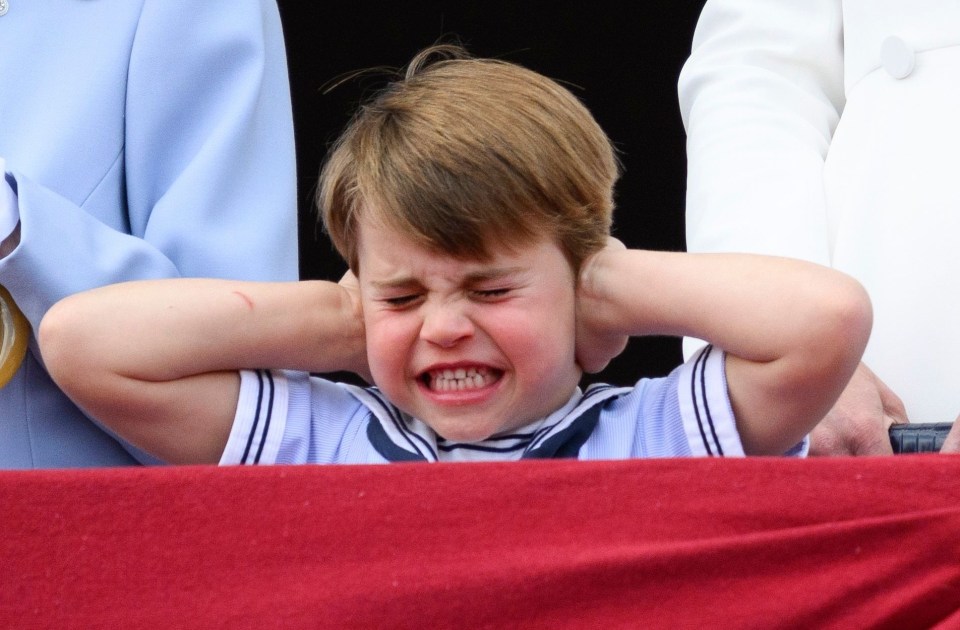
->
xmin=276 ymin=2 xmax=707 ymax=385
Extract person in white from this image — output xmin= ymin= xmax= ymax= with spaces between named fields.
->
xmin=679 ymin=0 xmax=960 ymax=454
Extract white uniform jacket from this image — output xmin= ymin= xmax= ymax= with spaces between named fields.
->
xmin=680 ymin=0 xmax=960 ymax=422
xmin=0 ymin=0 xmax=297 ymax=467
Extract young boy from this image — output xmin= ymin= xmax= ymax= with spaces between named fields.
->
xmin=38 ymin=45 xmax=872 ymax=465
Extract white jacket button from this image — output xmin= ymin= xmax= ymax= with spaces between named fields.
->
xmin=881 ymin=36 xmax=915 ymax=79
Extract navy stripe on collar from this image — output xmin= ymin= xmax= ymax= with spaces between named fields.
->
xmin=360 ymin=384 xmax=625 ymax=463
xmin=522 ymin=405 xmax=602 ymax=459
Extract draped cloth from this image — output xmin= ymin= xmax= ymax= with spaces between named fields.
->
xmin=3 ymin=457 xmax=960 ymax=628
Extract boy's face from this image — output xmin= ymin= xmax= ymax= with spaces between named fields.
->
xmin=356 ymin=215 xmax=582 ymax=442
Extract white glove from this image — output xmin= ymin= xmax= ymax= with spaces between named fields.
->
xmin=0 ymin=157 xmax=20 ymax=247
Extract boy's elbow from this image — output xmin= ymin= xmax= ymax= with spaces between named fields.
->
xmin=38 ymin=299 xmax=98 ymax=396
xmin=791 ymin=276 xmax=873 ymax=404
xmin=737 ymin=276 xmax=873 ymax=456
xmin=39 ymin=302 xmax=74 ymax=386
xmin=823 ymin=277 xmax=873 ymax=369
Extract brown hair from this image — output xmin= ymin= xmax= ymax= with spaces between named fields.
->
xmin=318 ymin=44 xmax=619 ymax=272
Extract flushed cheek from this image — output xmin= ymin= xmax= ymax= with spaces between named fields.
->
xmin=495 ymin=310 xmax=576 ymax=381
xmin=364 ymin=319 xmax=418 ymax=393
xmin=513 ymin=335 xmax=576 ymax=386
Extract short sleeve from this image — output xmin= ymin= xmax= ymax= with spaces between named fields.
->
xmin=221 ymin=369 xmax=290 ymax=465
xmin=586 ymin=345 xmax=808 ymax=459
xmin=220 ymin=369 xmax=376 ymax=465
xmin=675 ymin=345 xmax=743 ymax=456
xmin=674 ymin=345 xmax=808 ymax=457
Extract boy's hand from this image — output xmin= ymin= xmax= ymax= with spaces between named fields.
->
xmin=338 ymin=269 xmax=361 ymax=309
xmin=809 ymin=362 xmax=908 ymax=456
xmin=575 ymin=238 xmax=629 ymax=373
xmin=338 ymin=270 xmax=372 ymax=382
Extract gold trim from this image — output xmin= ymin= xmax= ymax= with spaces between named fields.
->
xmin=0 ymin=285 xmax=29 ymax=388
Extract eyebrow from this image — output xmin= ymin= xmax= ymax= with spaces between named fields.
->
xmin=368 ymin=277 xmax=421 ymax=292
xmin=463 ymin=266 xmax=526 ymax=283
xmin=368 ymin=266 xmax=527 ymax=291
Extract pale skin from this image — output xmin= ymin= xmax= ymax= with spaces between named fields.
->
xmin=38 ymin=222 xmax=872 ymax=463
xmin=37 ymin=277 xmax=368 ymax=464
xmin=355 ymin=220 xmax=582 ymax=443
xmin=575 ymin=240 xmax=872 ymax=456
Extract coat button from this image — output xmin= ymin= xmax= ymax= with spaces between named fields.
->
xmin=881 ymin=36 xmax=915 ymax=79
xmin=0 ymin=0 xmax=8 ymax=17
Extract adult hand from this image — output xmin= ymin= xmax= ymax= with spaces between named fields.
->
xmin=809 ymin=362 xmax=908 ymax=456
xmin=938 ymin=415 xmax=960 ymax=453
xmin=575 ymin=237 xmax=629 ymax=374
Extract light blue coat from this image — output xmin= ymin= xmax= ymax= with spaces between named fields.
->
xmin=0 ymin=0 xmax=298 ymax=467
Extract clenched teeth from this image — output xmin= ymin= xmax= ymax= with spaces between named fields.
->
xmin=426 ymin=366 xmax=497 ymax=391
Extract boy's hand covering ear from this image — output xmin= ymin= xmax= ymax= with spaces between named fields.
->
xmin=338 ymin=270 xmax=372 ymax=383
xmin=575 ymin=238 xmax=629 ymax=374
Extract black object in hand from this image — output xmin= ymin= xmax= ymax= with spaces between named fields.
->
xmin=889 ymin=423 xmax=952 ymax=454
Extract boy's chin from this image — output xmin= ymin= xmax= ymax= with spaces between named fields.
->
xmin=430 ymin=425 xmax=496 ymax=444
xmin=427 ymin=417 xmax=517 ymax=444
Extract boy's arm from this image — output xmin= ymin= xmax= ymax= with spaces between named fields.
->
xmin=38 ymin=279 xmax=367 ymax=464
xmin=577 ymin=243 xmax=871 ymax=455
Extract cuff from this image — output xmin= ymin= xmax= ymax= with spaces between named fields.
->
xmin=220 ymin=369 xmax=289 ymax=465
xmin=0 ymin=159 xmax=19 ymax=244
xmin=676 ymin=345 xmax=745 ymax=457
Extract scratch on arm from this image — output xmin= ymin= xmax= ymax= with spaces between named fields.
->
xmin=232 ymin=290 xmax=254 ymax=310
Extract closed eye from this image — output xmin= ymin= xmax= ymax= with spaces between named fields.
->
xmin=472 ymin=288 xmax=511 ymax=300
xmin=382 ymin=294 xmax=422 ymax=308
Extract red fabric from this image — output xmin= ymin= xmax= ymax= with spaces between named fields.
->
xmin=3 ymin=457 xmax=960 ymax=629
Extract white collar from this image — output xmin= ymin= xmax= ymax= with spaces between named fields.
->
xmin=345 ymin=383 xmax=630 ymax=462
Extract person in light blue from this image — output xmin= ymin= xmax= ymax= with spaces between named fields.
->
xmin=0 ymin=0 xmax=298 ymax=468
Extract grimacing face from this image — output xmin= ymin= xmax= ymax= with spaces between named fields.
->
xmin=356 ymin=216 xmax=583 ymax=442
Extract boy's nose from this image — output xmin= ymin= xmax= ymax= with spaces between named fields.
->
xmin=420 ymin=304 xmax=474 ymax=348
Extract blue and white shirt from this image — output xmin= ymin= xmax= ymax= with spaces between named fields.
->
xmin=220 ymin=346 xmax=807 ymax=465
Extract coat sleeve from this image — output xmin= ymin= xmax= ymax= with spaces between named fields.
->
xmin=678 ymin=0 xmax=844 ymax=266
xmin=0 ymin=0 xmax=298 ymax=327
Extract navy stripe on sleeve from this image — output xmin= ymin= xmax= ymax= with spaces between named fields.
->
xmin=240 ymin=370 xmax=266 ymax=464
xmin=699 ymin=347 xmax=723 ymax=456
xmin=252 ymin=370 xmax=276 ymax=464
xmin=239 ymin=370 xmax=276 ymax=465
xmin=690 ymin=347 xmax=723 ymax=456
